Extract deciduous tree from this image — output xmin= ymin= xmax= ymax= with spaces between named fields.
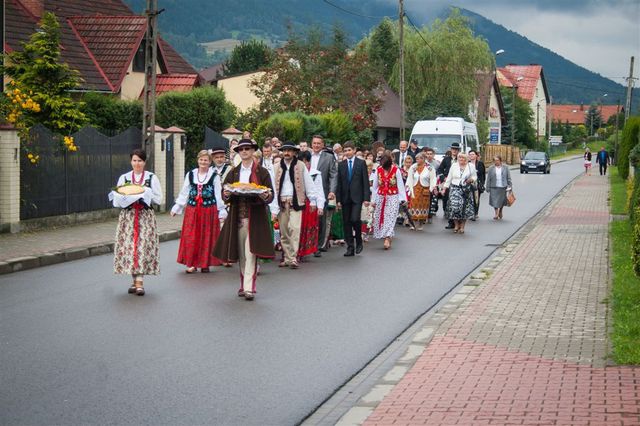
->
xmin=222 ymin=39 xmax=273 ymax=77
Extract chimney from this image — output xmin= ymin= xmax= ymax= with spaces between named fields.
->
xmin=20 ymin=0 xmax=44 ymax=19
xmin=580 ymin=103 xmax=584 ymax=111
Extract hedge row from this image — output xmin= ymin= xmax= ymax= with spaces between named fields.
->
xmin=618 ymin=116 xmax=640 ymax=180
xmin=253 ymin=111 xmax=357 ymax=147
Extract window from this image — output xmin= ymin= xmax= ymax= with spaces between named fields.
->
xmin=132 ymin=41 xmax=146 ymax=72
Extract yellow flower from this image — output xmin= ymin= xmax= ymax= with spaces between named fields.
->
xmin=14 ymin=88 xmax=20 ymax=94
xmin=28 ymin=153 xmax=34 ymax=159
xmin=30 ymin=158 xmax=36 ymax=164
xmin=35 ymin=155 xmax=40 ymax=160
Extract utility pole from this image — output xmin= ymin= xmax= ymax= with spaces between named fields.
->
xmin=624 ymin=56 xmax=634 ymax=124
xmin=511 ymin=86 xmax=516 ymax=145
xmin=398 ymin=0 xmax=405 ymax=141
xmin=614 ymin=99 xmax=620 ymax=164
xmin=142 ymin=0 xmax=160 ymax=162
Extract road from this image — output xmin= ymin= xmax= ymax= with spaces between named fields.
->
xmin=0 ymin=158 xmax=584 ymax=426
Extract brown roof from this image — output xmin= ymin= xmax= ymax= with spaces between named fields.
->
xmin=375 ymin=82 xmax=402 ymax=129
xmin=549 ymin=104 xmax=623 ymax=125
xmin=5 ymin=0 xmax=196 ymax=93
xmin=475 ymin=71 xmax=507 ymax=125
xmin=199 ymin=63 xmax=225 ymax=84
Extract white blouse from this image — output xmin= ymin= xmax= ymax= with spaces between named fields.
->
xmin=171 ymin=167 xmax=226 ymax=219
xmin=309 ymin=169 xmax=326 ymax=209
xmin=444 ymin=162 xmax=477 ymax=188
xmin=110 ymin=171 xmax=163 ymax=208
xmin=405 ymin=163 xmax=437 ymax=197
xmin=371 ymin=168 xmax=407 ymax=204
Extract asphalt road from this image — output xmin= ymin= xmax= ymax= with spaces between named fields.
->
xmin=0 ymin=158 xmax=584 ymax=426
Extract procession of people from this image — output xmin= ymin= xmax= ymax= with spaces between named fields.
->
xmin=110 ymin=137 xmax=515 ymax=300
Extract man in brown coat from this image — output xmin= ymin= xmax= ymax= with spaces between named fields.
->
xmin=213 ymin=139 xmax=275 ymax=300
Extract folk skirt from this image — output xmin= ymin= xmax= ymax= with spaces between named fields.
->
xmin=373 ymin=195 xmax=401 ymax=239
xmin=114 ymin=208 xmax=160 ymax=275
xmin=330 ymin=209 xmax=345 ymax=240
xmin=298 ymin=200 xmax=319 ymax=257
xmin=446 ymin=185 xmax=475 ymax=220
xmin=177 ymin=204 xmax=222 ymax=268
xmin=409 ymin=183 xmax=431 ymax=222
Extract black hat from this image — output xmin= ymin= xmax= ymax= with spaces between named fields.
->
xmin=449 ymin=142 xmax=462 ymax=150
xmin=233 ymin=138 xmax=259 ymax=152
xmin=280 ymin=141 xmax=300 ymax=151
xmin=209 ymin=138 xmax=228 ymax=155
xmin=410 ymin=139 xmax=418 ymax=144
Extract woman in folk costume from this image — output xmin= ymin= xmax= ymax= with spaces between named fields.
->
xmin=405 ymin=152 xmax=436 ymax=231
xmin=371 ymin=153 xmax=407 ymax=250
xmin=110 ymin=149 xmax=162 ymax=296
xmin=213 ymin=139 xmax=275 ymax=301
xmin=443 ymin=152 xmax=477 ymax=234
xmin=171 ymin=150 xmax=227 ymax=273
xmin=297 ymin=150 xmax=325 ymax=260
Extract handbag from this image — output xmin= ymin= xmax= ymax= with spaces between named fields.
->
xmin=506 ymin=190 xmax=516 ymax=207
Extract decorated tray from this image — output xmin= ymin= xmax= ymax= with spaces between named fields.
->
xmin=115 ymin=184 xmax=145 ymax=195
xmin=224 ymin=182 xmax=270 ymax=195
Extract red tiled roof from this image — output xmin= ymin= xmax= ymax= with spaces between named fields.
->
xmin=497 ymin=65 xmax=549 ymax=103
xmin=153 ymin=73 xmax=199 ymax=96
xmin=549 ymin=104 xmax=623 ymax=125
xmin=68 ymin=16 xmax=147 ymax=92
xmin=5 ymin=0 xmax=196 ymax=93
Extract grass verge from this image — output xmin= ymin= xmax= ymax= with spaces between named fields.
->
xmin=610 ymin=219 xmax=640 ymax=364
xmin=609 ymin=166 xmax=628 ymax=216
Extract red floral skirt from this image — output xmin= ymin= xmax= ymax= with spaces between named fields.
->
xmin=177 ymin=204 xmax=222 ymax=268
xmin=298 ymin=200 xmax=319 ymax=257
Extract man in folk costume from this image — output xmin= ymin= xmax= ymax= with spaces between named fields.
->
xmin=437 ymin=142 xmax=461 ymax=230
xmin=309 ymin=135 xmax=337 ymax=256
xmin=273 ymin=142 xmax=318 ymax=269
xmin=213 ymin=139 xmax=275 ymax=300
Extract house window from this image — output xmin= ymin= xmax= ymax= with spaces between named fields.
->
xmin=132 ymin=41 xmax=146 ymax=72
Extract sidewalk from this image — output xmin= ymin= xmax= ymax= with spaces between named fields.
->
xmin=336 ymin=173 xmax=640 ymax=425
xmin=0 ymin=213 xmax=182 ymax=274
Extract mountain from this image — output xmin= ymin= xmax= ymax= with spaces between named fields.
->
xmin=122 ymin=1 xmax=637 ymax=111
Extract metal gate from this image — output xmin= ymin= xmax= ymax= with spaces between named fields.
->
xmin=164 ymin=134 xmax=175 ymax=208
xmin=203 ymin=126 xmax=229 ymax=150
xmin=20 ymin=125 xmax=141 ymax=219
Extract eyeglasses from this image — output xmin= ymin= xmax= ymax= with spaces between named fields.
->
xmin=237 ymin=147 xmax=253 ymax=152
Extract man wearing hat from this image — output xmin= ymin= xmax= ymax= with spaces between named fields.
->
xmin=213 ymin=139 xmax=275 ymax=300
xmin=273 ymin=142 xmax=318 ymax=269
xmin=437 ymin=142 xmax=461 ymax=230
xmin=408 ymin=139 xmax=420 ymax=160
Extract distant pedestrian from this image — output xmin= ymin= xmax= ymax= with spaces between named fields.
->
xmin=171 ymin=150 xmax=227 ymax=274
xmin=584 ymin=148 xmax=592 ymax=176
xmin=438 ymin=143 xmax=461 ymax=230
xmin=297 ymin=150 xmax=325 ymax=261
xmin=486 ymin=155 xmax=513 ymax=220
xmin=596 ymin=147 xmax=610 ymax=176
xmin=405 ymin=152 xmax=436 ymax=230
xmin=443 ymin=152 xmax=476 ymax=234
xmin=213 ymin=139 xmax=275 ymax=301
xmin=110 ymin=149 xmax=163 ymax=296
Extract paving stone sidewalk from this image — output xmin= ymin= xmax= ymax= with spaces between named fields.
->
xmin=338 ymin=173 xmax=640 ymax=425
xmin=0 ymin=213 xmax=182 ymax=274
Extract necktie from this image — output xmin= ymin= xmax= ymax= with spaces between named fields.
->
xmin=348 ymin=159 xmax=353 ymax=181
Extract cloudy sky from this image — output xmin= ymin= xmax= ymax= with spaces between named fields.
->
xmin=403 ymin=0 xmax=640 ymax=84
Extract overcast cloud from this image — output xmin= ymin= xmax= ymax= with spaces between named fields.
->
xmin=399 ymin=0 xmax=640 ymax=83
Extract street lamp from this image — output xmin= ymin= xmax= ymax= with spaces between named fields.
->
xmin=511 ymin=76 xmax=524 ymax=145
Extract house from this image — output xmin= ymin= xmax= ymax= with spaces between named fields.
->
xmin=212 ymin=71 xmax=265 ymax=113
xmin=548 ymin=104 xmax=623 ymax=126
xmin=4 ymin=0 xmax=198 ymax=100
xmin=497 ymin=65 xmax=550 ymax=139
xmin=471 ymin=71 xmax=507 ymax=144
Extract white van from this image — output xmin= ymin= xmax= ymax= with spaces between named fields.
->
xmin=409 ymin=117 xmax=479 ymax=161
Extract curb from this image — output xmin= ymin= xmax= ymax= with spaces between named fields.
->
xmin=0 ymin=229 xmax=181 ymax=276
xmin=302 ymin=170 xmax=582 ymax=426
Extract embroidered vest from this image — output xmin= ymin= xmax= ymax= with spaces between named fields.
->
xmin=377 ymin=166 xmax=399 ymax=196
xmin=187 ymin=170 xmax=217 ymax=207
xmin=275 ymin=160 xmax=307 ymax=210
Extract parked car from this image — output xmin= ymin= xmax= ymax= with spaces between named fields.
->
xmin=520 ymin=151 xmax=551 ymax=174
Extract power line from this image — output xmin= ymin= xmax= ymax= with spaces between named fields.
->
xmin=321 ymin=0 xmax=390 ymax=20
xmin=403 ymin=12 xmax=434 ymax=52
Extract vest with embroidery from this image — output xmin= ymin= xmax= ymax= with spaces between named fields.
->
xmin=377 ymin=165 xmax=399 ymax=196
xmin=275 ymin=159 xmax=307 ymax=211
xmin=187 ymin=170 xmax=217 ymax=207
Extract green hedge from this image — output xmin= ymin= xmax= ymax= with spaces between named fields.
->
xmin=82 ymin=92 xmax=142 ymax=133
xmin=254 ymin=110 xmax=357 ymax=146
xmin=634 ymin=207 xmax=640 ymax=277
xmin=618 ymin=116 xmax=640 ymax=180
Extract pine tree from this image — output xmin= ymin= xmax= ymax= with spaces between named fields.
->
xmin=222 ymin=39 xmax=273 ymax=77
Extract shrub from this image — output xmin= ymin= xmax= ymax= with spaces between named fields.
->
xmin=82 ymin=93 xmax=142 ymax=133
xmin=618 ymin=116 xmax=640 ymax=180
xmin=319 ymin=111 xmax=355 ymax=145
xmin=254 ymin=112 xmax=305 ymax=144
xmin=156 ymin=86 xmax=236 ymax=168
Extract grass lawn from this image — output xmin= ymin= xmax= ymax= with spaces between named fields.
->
xmin=551 ymin=140 xmax=603 ymax=159
xmin=609 ymin=165 xmax=640 ymax=364
xmin=610 ymin=219 xmax=640 ymax=364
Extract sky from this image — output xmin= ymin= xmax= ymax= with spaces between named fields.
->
xmin=402 ymin=0 xmax=640 ymax=85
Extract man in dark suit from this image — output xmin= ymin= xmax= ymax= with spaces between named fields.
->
xmin=437 ymin=142 xmax=460 ymax=229
xmin=595 ymin=147 xmax=610 ymax=176
xmin=336 ymin=141 xmax=371 ymax=256
xmin=393 ymin=140 xmax=412 ymax=165
xmin=310 ymin=135 xmax=338 ymax=255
